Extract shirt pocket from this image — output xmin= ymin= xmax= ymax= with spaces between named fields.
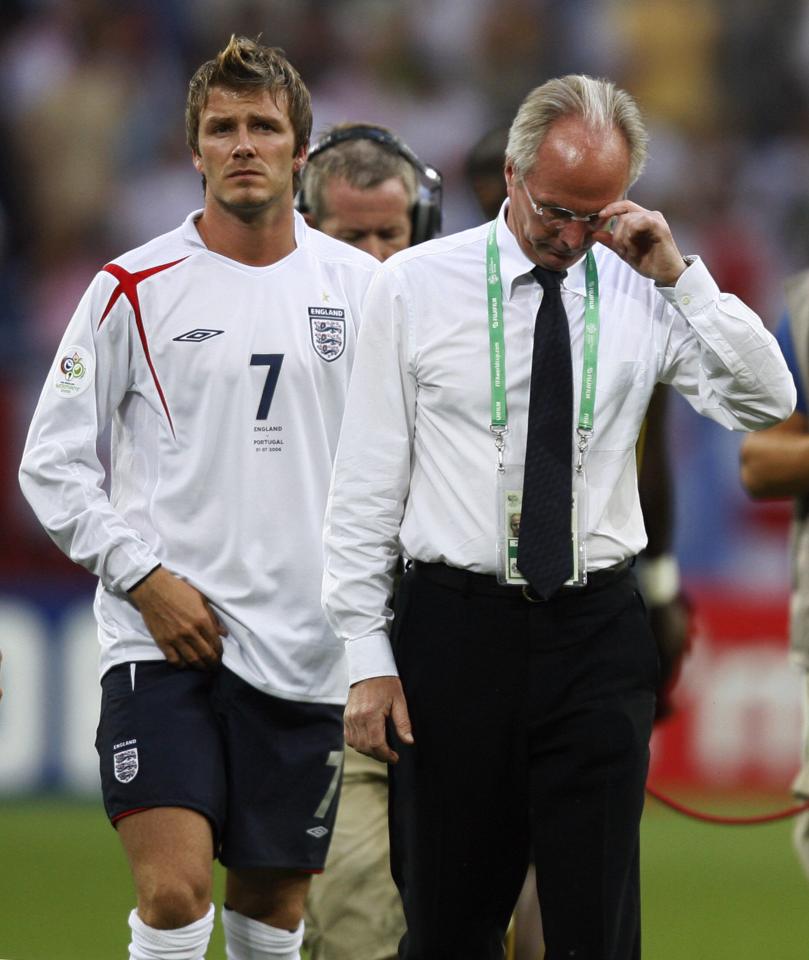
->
xmin=590 ymin=360 xmax=649 ymax=452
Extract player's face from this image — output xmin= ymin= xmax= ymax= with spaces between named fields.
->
xmin=193 ymin=86 xmax=305 ymax=216
xmin=317 ymin=176 xmax=413 ymax=262
xmin=505 ymin=116 xmax=630 ymax=272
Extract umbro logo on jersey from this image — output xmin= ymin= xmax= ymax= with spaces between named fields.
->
xmin=308 ymin=307 xmax=345 ymax=362
xmin=173 ymin=328 xmax=224 ymax=342
xmin=306 ymin=826 xmax=330 ymax=839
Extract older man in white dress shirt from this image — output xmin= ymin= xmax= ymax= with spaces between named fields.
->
xmin=323 ymin=74 xmax=795 ymax=960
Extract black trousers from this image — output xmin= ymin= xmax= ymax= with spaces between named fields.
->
xmin=388 ymin=561 xmax=658 ymax=960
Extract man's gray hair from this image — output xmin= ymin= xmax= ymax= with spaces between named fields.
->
xmin=300 ymin=123 xmax=419 ymax=223
xmin=506 ymin=75 xmax=648 ymax=187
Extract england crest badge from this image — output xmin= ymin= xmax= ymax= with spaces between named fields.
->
xmin=309 ymin=307 xmax=346 ymax=362
xmin=114 ymin=747 xmax=139 ymax=783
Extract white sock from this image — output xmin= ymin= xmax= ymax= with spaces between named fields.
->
xmin=128 ymin=904 xmax=214 ymax=960
xmin=793 ymin=808 xmax=809 ymax=882
xmin=221 ymin=906 xmax=303 ymax=960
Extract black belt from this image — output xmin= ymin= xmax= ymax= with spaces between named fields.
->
xmin=411 ymin=558 xmax=633 ymax=602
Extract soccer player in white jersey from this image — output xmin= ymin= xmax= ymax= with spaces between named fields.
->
xmin=19 ymin=36 xmax=377 ymax=960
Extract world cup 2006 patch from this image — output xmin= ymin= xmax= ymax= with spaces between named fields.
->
xmin=53 ymin=345 xmax=94 ymax=398
xmin=308 ymin=307 xmax=346 ymax=362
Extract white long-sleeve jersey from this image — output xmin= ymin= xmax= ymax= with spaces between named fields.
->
xmin=20 ymin=210 xmax=377 ymax=704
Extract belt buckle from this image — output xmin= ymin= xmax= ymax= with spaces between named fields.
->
xmin=521 ymin=584 xmax=543 ymax=603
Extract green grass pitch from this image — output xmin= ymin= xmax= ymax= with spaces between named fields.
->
xmin=1 ymin=794 xmax=807 ymax=959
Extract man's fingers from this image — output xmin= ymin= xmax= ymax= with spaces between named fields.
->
xmin=174 ymin=638 xmax=206 ymax=669
xmin=164 ymin=613 xmax=223 ymax=669
xmin=194 ymin=600 xmax=226 ymax=660
xmin=374 ymin=744 xmax=400 ymax=764
xmin=161 ymin=643 xmax=184 ymax=668
xmin=353 ymin=727 xmax=399 ymax=764
xmin=592 ymin=228 xmax=616 ymax=250
xmin=343 ymin=676 xmax=412 ymax=764
xmin=345 ymin=714 xmax=398 ymax=763
xmin=594 ymin=229 xmax=630 ymax=262
xmin=160 ymin=633 xmax=219 ymax=670
xmin=193 ymin=612 xmax=224 ymax=663
xmin=133 ymin=569 xmax=225 ymax=667
xmin=187 ymin=629 xmax=222 ymax=668
xmin=208 ymin=609 xmax=227 ymax=657
xmin=390 ymin=696 xmax=414 ymax=745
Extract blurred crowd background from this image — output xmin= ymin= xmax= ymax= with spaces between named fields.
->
xmin=2 ymin=0 xmax=808 ymax=592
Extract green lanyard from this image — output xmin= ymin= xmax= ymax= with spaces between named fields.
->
xmin=486 ymin=219 xmax=600 ymax=472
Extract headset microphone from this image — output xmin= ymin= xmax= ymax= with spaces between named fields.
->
xmin=297 ymin=124 xmax=443 ymax=245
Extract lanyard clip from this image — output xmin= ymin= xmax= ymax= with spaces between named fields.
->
xmin=575 ymin=428 xmax=592 ymax=474
xmin=490 ymin=425 xmax=508 ymax=472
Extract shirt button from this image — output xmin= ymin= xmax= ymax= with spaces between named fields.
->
xmin=681 ymin=294 xmax=691 ymax=305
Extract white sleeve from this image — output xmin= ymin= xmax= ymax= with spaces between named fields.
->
xmin=322 ymin=267 xmax=416 ymax=684
xmin=18 ymin=272 xmax=162 ymax=593
xmin=658 ymin=257 xmax=796 ymax=428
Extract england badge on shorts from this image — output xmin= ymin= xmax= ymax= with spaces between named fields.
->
xmin=113 ymin=747 xmax=139 ymax=783
xmin=308 ymin=307 xmax=346 ymax=362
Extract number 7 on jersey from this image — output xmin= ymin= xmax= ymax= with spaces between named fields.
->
xmin=250 ymin=354 xmax=284 ymax=420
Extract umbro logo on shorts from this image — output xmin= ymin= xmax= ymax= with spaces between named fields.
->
xmin=306 ymin=825 xmax=330 ymax=839
xmin=173 ymin=328 xmax=224 ymax=342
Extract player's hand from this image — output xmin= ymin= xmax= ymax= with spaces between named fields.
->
xmin=592 ymin=200 xmax=687 ymax=287
xmin=128 ymin=567 xmax=227 ymax=670
xmin=344 ymin=675 xmax=414 ymax=764
xmin=650 ymin=594 xmax=692 ymax=721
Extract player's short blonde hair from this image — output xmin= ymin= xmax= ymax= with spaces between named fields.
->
xmin=186 ymin=35 xmax=312 ymax=188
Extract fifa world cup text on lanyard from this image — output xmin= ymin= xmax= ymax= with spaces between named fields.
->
xmin=485 ymin=220 xmax=601 ymax=587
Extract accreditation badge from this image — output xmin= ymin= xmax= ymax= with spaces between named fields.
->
xmin=564 ymin=469 xmax=587 ymax=587
xmin=495 ymin=465 xmax=588 ymax=588
xmin=567 ymin=467 xmax=588 ymax=587
xmin=495 ymin=465 xmax=527 ymax=585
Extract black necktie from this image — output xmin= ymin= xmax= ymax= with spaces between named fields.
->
xmin=516 ymin=265 xmax=573 ymax=598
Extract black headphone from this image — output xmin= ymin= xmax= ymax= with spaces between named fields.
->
xmin=297 ymin=124 xmax=443 ymax=245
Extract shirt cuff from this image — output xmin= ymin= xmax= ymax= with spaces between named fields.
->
xmin=656 ymin=255 xmax=719 ymax=315
xmin=347 ymin=632 xmax=399 ymax=685
xmin=104 ymin=542 xmax=163 ymax=596
xmin=125 ymin=563 xmax=162 ymax=593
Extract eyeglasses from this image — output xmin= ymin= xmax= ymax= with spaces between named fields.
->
xmin=521 ymin=181 xmax=607 ymax=232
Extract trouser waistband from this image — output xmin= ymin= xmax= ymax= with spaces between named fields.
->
xmin=411 ymin=558 xmax=633 ymax=602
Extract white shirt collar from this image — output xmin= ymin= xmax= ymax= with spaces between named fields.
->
xmin=182 ymin=207 xmax=308 ymax=251
xmin=495 ymin=200 xmax=588 ymax=300
xmin=183 ymin=210 xmax=208 ymax=249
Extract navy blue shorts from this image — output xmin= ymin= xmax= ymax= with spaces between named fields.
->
xmin=95 ymin=661 xmax=344 ymax=871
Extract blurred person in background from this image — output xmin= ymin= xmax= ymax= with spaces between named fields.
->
xmin=297 ymin=121 xmax=441 ymax=262
xmin=323 ymin=74 xmax=795 ymax=960
xmin=740 ymin=270 xmax=809 ymax=883
xmin=464 ymin=124 xmax=512 ymax=222
xmin=298 ymin=120 xmax=441 ymax=960
xmin=18 ymin=35 xmax=377 ymax=960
